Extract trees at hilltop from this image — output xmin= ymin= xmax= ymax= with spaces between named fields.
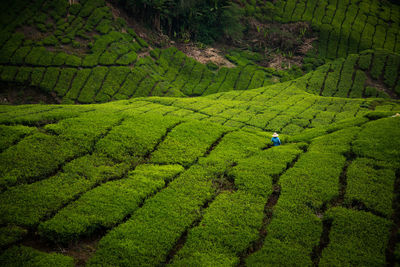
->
xmin=112 ymin=0 xmax=244 ymax=44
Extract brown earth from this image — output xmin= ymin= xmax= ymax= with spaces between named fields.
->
xmin=0 ymin=83 xmax=61 ymax=105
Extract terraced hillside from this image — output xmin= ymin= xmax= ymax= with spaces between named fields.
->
xmin=1 ymin=0 xmax=400 ymax=266
xmin=1 ymin=85 xmax=400 ymax=266
xmin=0 ymin=0 xmax=292 ymax=103
xmin=273 ymin=0 xmax=400 ymax=59
xmin=292 ymin=49 xmax=400 ymax=98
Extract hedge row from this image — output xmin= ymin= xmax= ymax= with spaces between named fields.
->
xmin=320 ymin=207 xmax=391 ymax=266
xmin=0 ymin=110 xmax=121 ymax=187
xmin=0 ymin=245 xmax=74 ymax=267
xmin=170 ymin=144 xmax=304 ymax=264
xmin=345 ymin=158 xmax=396 ymax=217
xmin=352 ymin=117 xmax=400 ymax=163
xmin=0 ymin=124 xmax=36 ymax=152
xmin=150 ymin=121 xmax=227 ymax=167
xmin=275 ymin=0 xmax=400 ymax=58
xmin=87 ymin=164 xmax=218 ymax=266
xmin=39 ymin=164 xmax=183 ymax=244
xmin=246 ymin=127 xmax=359 ymax=265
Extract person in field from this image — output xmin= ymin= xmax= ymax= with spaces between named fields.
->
xmin=271 ymin=132 xmax=281 ymax=146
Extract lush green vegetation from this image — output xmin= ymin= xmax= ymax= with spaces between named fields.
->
xmin=0 ymin=0 xmax=400 ymax=266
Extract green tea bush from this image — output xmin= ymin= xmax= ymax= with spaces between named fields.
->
xmin=52 ymin=52 xmax=68 ymax=66
xmin=64 ymin=68 xmax=91 ymax=101
xmin=115 ymin=51 xmax=137 ymax=65
xmin=40 ymin=67 xmax=60 ymax=92
xmin=98 ymin=51 xmax=118 ymax=65
xmin=246 ymin=203 xmax=320 ymax=266
xmin=65 ymin=54 xmax=81 ymax=66
xmin=87 ymin=165 xmax=216 ymax=266
xmin=0 ymin=225 xmax=27 ymax=248
xmin=320 ymin=207 xmax=391 ymax=266
xmin=29 ymin=67 xmax=45 ymax=86
xmin=0 ymin=245 xmax=74 ymax=267
xmin=42 ymin=35 xmax=58 ymax=46
xmin=345 ymin=158 xmax=395 ymax=217
xmin=0 ymin=66 xmax=18 ymax=81
xmin=96 ymin=114 xmax=180 ymax=161
xmin=95 ymin=66 xmax=130 ymax=101
xmin=150 ymin=121 xmax=226 ymax=167
xmin=384 ymin=53 xmax=400 ymax=88
xmin=353 ymin=117 xmax=400 ymax=163
xmin=79 ymin=0 xmax=106 ymax=18
xmin=349 ymin=70 xmax=366 ymax=98
xmin=0 ymin=154 xmax=127 ymax=227
xmin=54 ymin=68 xmax=77 ymax=96
xmin=321 ymin=59 xmax=343 ymax=96
xmin=370 ymin=50 xmax=387 ymax=79
xmin=82 ymin=53 xmax=100 ymax=67
xmin=335 ymin=54 xmax=358 ymax=97
xmin=14 ymin=66 xmax=31 ymax=83
xmin=96 ymin=19 xmax=112 ymax=34
xmin=115 ymin=72 xmax=139 ymax=97
xmin=77 ymin=66 xmax=107 ymax=103
xmin=231 ymin=144 xmax=302 ymax=197
xmin=39 ymin=164 xmax=183 ymax=244
xmin=358 ymin=52 xmax=372 ymax=70
xmin=0 ymin=33 xmax=24 ymax=64
xmin=9 ymin=46 xmax=31 ymax=64
xmin=171 ymin=191 xmax=264 ymax=265
xmin=24 ymin=47 xmax=47 ymax=65
xmin=0 ymin=132 xmax=83 ymax=190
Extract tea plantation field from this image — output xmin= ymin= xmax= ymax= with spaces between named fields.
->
xmin=1 ymin=0 xmax=400 ymax=266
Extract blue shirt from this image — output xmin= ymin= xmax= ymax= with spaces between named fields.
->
xmin=271 ymin=137 xmax=281 ymax=146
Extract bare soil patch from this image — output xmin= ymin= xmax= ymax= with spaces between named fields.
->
xmin=177 ymin=43 xmax=236 ymax=68
xmin=0 ymin=82 xmax=61 ymax=105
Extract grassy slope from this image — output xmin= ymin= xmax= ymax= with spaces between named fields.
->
xmin=1 ymin=0 xmax=400 ymax=266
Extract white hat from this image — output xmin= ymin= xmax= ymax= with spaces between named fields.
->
xmin=272 ymin=132 xmax=279 ymax=137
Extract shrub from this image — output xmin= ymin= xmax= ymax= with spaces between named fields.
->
xmin=115 ymin=51 xmax=137 ymax=65
xmin=0 ymin=66 xmax=18 ymax=82
xmin=0 ymin=132 xmax=85 ymax=190
xmin=40 ymin=67 xmax=60 ymax=92
xmin=82 ymin=53 xmax=100 ymax=67
xmin=10 ymin=46 xmax=31 ymax=64
xmin=87 ymin=165 xmax=217 ymax=266
xmin=150 ymin=121 xmax=226 ymax=167
xmin=358 ymin=52 xmax=372 ymax=70
xmin=370 ymin=50 xmax=387 ymax=79
xmin=0 ymin=225 xmax=27 ymax=248
xmin=52 ymin=52 xmax=68 ymax=65
xmin=30 ymin=67 xmax=45 ymax=86
xmin=384 ymin=53 xmax=400 ymax=88
xmin=14 ymin=67 xmax=31 ymax=83
xmin=65 ymin=68 xmax=91 ymax=100
xmin=54 ymin=68 xmax=77 ymax=96
xmin=65 ymin=55 xmax=81 ymax=66
xmin=352 ymin=117 xmax=400 ymax=163
xmin=98 ymin=51 xmax=118 ymax=65
xmin=320 ymin=207 xmax=391 ymax=266
xmin=0 ymin=32 xmax=24 ymax=64
xmin=77 ymin=66 xmax=108 ymax=103
xmin=25 ymin=47 xmax=47 ymax=65
xmin=345 ymin=158 xmax=395 ymax=217
xmin=171 ymin=191 xmax=264 ymax=265
xmin=95 ymin=66 xmax=129 ymax=101
xmin=0 ymin=153 xmax=127 ymax=228
xmin=43 ymin=35 xmax=58 ymax=46
xmin=39 ymin=164 xmax=183 ymax=244
xmin=0 ymin=245 xmax=74 ymax=267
